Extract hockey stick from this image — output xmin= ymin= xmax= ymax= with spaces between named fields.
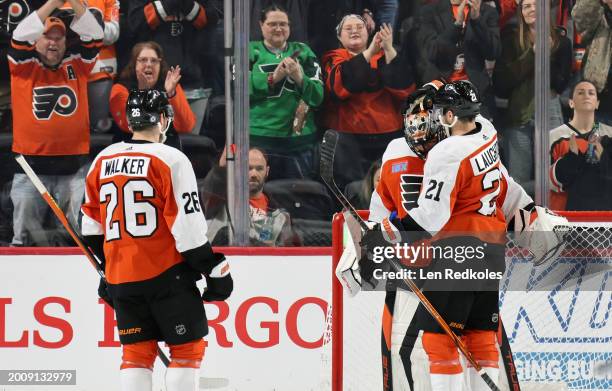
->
xmin=12 ymin=156 xmax=176 ymax=364
xmin=320 ymin=130 xmax=501 ymax=391
xmin=15 ymin=155 xmax=232 ymax=389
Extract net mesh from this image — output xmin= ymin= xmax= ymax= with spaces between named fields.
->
xmin=326 ymin=212 xmax=612 ymax=391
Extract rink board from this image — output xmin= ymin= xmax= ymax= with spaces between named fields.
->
xmin=0 ymin=251 xmax=610 ymax=390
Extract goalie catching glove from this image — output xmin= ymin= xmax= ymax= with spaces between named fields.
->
xmin=514 ymin=206 xmax=571 ymax=266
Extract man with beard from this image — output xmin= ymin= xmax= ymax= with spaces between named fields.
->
xmin=202 ymin=147 xmax=301 ymax=246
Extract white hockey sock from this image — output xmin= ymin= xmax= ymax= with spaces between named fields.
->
xmin=120 ymin=368 xmax=152 ymax=391
xmin=165 ymin=367 xmax=198 ymax=391
xmin=430 ymin=373 xmax=463 ymax=391
xmin=468 ymin=367 xmax=499 ymax=391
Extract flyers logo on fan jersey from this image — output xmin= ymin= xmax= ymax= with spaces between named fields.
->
xmin=32 ymin=86 xmax=78 ymax=120
xmin=5 ymin=0 xmax=30 ymax=32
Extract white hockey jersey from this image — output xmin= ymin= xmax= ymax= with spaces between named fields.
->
xmin=371 ymin=116 xmax=532 ymax=230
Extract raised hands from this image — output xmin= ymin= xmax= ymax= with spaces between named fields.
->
xmin=455 ymin=0 xmax=481 ymax=26
xmin=372 ymin=23 xmax=396 ymax=63
xmin=165 ymin=65 xmax=182 ymax=98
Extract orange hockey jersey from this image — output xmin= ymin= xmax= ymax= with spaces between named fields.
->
xmin=370 ymin=116 xmax=533 ymax=228
xmin=382 ymin=117 xmax=532 ymax=244
xmin=81 ymin=140 xmax=209 ymax=284
xmin=549 ymin=122 xmax=612 ymax=210
xmin=8 ymin=11 xmax=102 ymax=156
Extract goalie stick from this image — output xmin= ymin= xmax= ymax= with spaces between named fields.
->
xmin=320 ymin=130 xmax=502 ymax=391
xmin=14 ymin=155 xmax=231 ymax=389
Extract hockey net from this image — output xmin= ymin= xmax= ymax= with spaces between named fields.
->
xmin=323 ymin=211 xmax=612 ymax=391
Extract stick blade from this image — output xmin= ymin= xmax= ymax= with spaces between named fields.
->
xmin=320 ymin=129 xmax=339 ymax=184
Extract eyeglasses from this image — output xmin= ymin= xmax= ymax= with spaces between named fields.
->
xmin=136 ymin=57 xmax=162 ymax=65
xmin=342 ymin=24 xmax=365 ymax=33
xmin=265 ymin=21 xmax=289 ymax=29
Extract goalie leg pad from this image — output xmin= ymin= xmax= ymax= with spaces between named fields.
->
xmin=393 ymin=291 xmax=431 ymax=391
xmin=335 ymin=242 xmax=361 ymax=296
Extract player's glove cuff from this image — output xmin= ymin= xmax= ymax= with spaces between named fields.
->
xmin=201 ymin=252 xmax=233 ymax=302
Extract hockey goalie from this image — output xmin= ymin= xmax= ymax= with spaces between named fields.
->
xmin=336 ymin=81 xmax=570 ymax=391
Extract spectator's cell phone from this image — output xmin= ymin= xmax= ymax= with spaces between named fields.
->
xmin=290 ymin=49 xmax=301 ymax=59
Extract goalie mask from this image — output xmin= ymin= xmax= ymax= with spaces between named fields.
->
xmin=126 ymin=89 xmax=174 ymax=142
xmin=403 ymin=109 xmax=447 ymax=159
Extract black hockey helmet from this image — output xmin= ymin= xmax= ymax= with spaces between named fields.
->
xmin=432 ymin=80 xmax=481 ymax=118
xmin=126 ymin=89 xmax=174 ymax=131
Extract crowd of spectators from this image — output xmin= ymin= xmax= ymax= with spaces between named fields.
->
xmin=0 ymin=0 xmax=611 ymax=247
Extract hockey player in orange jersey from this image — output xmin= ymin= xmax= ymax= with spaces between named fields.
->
xmin=361 ymin=80 xmax=523 ymax=391
xmin=360 ymin=83 xmax=535 ymax=391
xmin=81 ymin=89 xmax=232 ymax=391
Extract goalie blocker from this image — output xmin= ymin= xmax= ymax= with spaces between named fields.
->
xmin=513 ymin=206 xmax=571 ymax=266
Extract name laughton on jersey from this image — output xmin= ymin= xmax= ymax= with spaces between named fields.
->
xmin=100 ymin=156 xmax=151 ymax=179
xmin=470 ymin=140 xmax=499 ymax=176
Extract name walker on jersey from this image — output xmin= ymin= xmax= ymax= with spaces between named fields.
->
xmin=100 ymin=156 xmax=151 ymax=179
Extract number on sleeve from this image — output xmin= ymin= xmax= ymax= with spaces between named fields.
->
xmin=182 ymin=191 xmax=201 ymax=214
xmin=424 ymin=179 xmax=444 ymax=202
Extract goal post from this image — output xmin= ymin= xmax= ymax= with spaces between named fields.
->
xmin=327 ymin=211 xmax=612 ymax=391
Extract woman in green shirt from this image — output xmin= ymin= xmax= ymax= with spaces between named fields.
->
xmin=249 ymin=4 xmax=324 ymax=180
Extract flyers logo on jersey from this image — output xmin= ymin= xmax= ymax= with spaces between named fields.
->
xmin=400 ymin=174 xmax=423 ymax=212
xmin=32 ymin=86 xmax=78 ymax=120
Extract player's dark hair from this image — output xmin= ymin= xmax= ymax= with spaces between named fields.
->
xmin=441 ymin=108 xmax=477 ymax=122
xmin=260 ymin=4 xmax=289 ymax=23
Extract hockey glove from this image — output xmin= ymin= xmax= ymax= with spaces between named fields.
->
xmin=514 ymin=206 xmax=570 ymax=266
xmin=98 ymin=278 xmax=113 ymax=308
xmin=405 ymin=80 xmax=445 ymax=112
xmin=359 ymin=217 xmax=402 ymax=289
xmin=202 ymin=252 xmax=233 ymax=302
